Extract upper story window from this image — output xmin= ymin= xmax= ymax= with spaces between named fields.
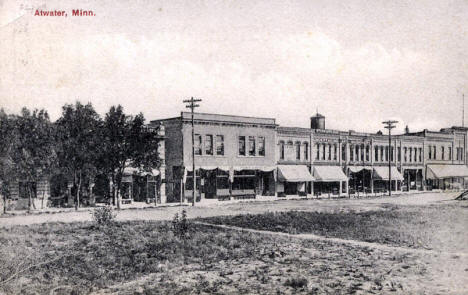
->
xmin=280 ymin=141 xmax=285 ymax=160
xmin=315 ymin=143 xmax=320 ymax=160
xmin=360 ymin=144 xmax=364 ymax=162
xmin=238 ymin=136 xmax=246 ymax=156
xmin=334 ymin=144 xmax=337 ymax=161
xmin=296 ymin=142 xmax=301 ymax=160
xmin=304 ymin=142 xmax=309 ymax=160
xmin=355 ymin=145 xmax=359 ymax=161
xmin=328 ymin=144 xmax=332 ymax=161
xmin=385 ymin=146 xmax=389 ymax=161
xmin=205 ymin=135 xmax=213 ymax=155
xmin=375 ymin=146 xmax=379 ymax=162
xmin=449 ymin=147 xmax=452 ymax=160
xmin=342 ymin=144 xmax=346 ymax=161
xmin=433 ymin=146 xmax=437 ymax=159
xmin=216 ymin=135 xmax=224 ymax=156
xmin=194 ymin=134 xmax=202 ymax=155
xmin=258 ymin=137 xmax=265 ymax=157
xmin=441 ymin=146 xmax=445 ymax=160
xmin=419 ymin=148 xmax=422 ymax=162
xmin=428 ymin=145 xmax=432 ymax=159
xmin=390 ymin=146 xmax=394 ymax=162
xmin=461 ymin=148 xmax=464 ymax=161
xmin=380 ymin=146 xmax=384 ymax=162
xmin=248 ymin=136 xmax=256 ymax=156
xmin=350 ymin=144 xmax=354 ymax=161
xmin=398 ymin=147 xmax=401 ymax=162
xmin=365 ymin=145 xmax=370 ymax=162
xmin=409 ymin=147 xmax=412 ymax=162
xmin=322 ymin=144 xmax=326 ymax=160
xmin=404 ymin=147 xmax=407 ymax=162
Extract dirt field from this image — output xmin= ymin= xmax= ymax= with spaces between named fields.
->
xmin=0 ymin=191 xmax=466 ymax=294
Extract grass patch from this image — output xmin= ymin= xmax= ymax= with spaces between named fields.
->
xmin=201 ymin=203 xmax=468 ymax=251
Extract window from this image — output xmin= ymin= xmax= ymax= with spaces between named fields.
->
xmin=409 ymin=147 xmax=412 ymax=162
xmin=441 ymin=146 xmax=445 ymax=160
xmin=449 ymin=147 xmax=452 ymax=160
xmin=216 ymin=135 xmax=224 ymax=156
xmin=404 ymin=147 xmax=407 ymax=162
xmin=316 ymin=143 xmax=320 ymax=160
xmin=398 ymin=147 xmax=401 ymax=162
xmin=456 ymin=147 xmax=460 ymax=161
xmin=194 ymin=134 xmax=202 ymax=155
xmin=461 ymin=148 xmax=464 ymax=161
xmin=365 ymin=145 xmax=370 ymax=162
xmin=328 ymin=144 xmax=332 ymax=160
xmin=385 ymin=146 xmax=389 ymax=161
xmin=334 ymin=144 xmax=337 ymax=161
xmin=304 ymin=142 xmax=309 ymax=160
xmin=342 ymin=144 xmax=346 ymax=161
xmin=375 ymin=146 xmax=379 ymax=162
xmin=355 ymin=145 xmax=359 ymax=161
xmin=350 ymin=145 xmax=354 ymax=161
xmin=433 ymin=146 xmax=437 ymax=159
xmin=238 ymin=136 xmax=246 ymax=156
xmin=390 ymin=146 xmax=394 ymax=162
xmin=248 ymin=136 xmax=256 ymax=156
xmin=419 ymin=148 xmax=422 ymax=162
xmin=428 ymin=145 xmax=432 ymax=159
xmin=258 ymin=137 xmax=265 ymax=157
xmin=360 ymin=144 xmax=364 ymax=162
xmin=322 ymin=144 xmax=326 ymax=160
xmin=380 ymin=146 xmax=384 ymax=162
xmin=205 ymin=135 xmax=213 ymax=155
xmin=296 ymin=142 xmax=301 ymax=160
xmin=280 ymin=141 xmax=285 ymax=160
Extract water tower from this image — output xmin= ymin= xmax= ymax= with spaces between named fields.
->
xmin=311 ymin=113 xmax=325 ymax=130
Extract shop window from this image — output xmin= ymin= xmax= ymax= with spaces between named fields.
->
xmin=296 ymin=142 xmax=301 ymax=160
xmin=238 ymin=136 xmax=246 ymax=156
xmin=258 ymin=137 xmax=265 ymax=156
xmin=248 ymin=136 xmax=256 ymax=156
xmin=205 ymin=135 xmax=213 ymax=155
xmin=216 ymin=135 xmax=224 ymax=156
xmin=194 ymin=134 xmax=202 ymax=155
xmin=304 ymin=142 xmax=309 ymax=160
xmin=216 ymin=170 xmax=229 ymax=189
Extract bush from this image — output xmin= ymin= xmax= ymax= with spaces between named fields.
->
xmin=172 ymin=209 xmax=189 ymax=239
xmin=92 ymin=206 xmax=117 ymax=225
xmin=284 ymin=277 xmax=308 ymax=289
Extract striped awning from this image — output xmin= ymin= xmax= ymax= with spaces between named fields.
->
xmin=348 ymin=166 xmax=372 ymax=173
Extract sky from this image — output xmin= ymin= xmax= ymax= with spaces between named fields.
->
xmin=1 ymin=0 xmax=468 ymax=134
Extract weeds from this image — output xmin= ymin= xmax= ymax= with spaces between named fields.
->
xmin=92 ymin=206 xmax=117 ymax=226
xmin=172 ymin=209 xmax=189 ymax=239
xmin=284 ymin=277 xmax=308 ymax=289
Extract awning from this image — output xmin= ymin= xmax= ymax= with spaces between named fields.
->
xmin=427 ymin=165 xmax=468 ymax=179
xmin=348 ymin=166 xmax=372 ymax=173
xmin=313 ymin=166 xmax=348 ymax=182
xmin=123 ymin=167 xmax=160 ymax=176
xmin=232 ymin=166 xmax=276 ymax=172
xmin=373 ymin=166 xmax=403 ymax=181
xmin=277 ymin=165 xmax=314 ymax=182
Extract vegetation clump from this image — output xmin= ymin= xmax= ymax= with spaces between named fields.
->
xmin=172 ymin=209 xmax=190 ymax=239
xmin=92 ymin=205 xmax=117 ymax=226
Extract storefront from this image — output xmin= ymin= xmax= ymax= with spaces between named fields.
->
xmin=312 ymin=166 xmax=348 ymax=196
xmin=426 ymin=165 xmax=468 ymax=190
xmin=372 ymin=166 xmax=404 ymax=192
xmin=347 ymin=166 xmax=372 ymax=194
xmin=276 ymin=165 xmax=314 ymax=197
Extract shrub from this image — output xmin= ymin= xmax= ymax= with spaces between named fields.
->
xmin=92 ymin=206 xmax=117 ymax=226
xmin=172 ymin=209 xmax=189 ymax=239
xmin=284 ymin=277 xmax=308 ymax=289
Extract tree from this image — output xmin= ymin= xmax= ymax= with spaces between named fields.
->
xmin=56 ymin=102 xmax=102 ymax=210
xmin=0 ymin=109 xmax=15 ymax=214
xmin=99 ymin=105 xmax=161 ymax=209
xmin=8 ymin=108 xmax=56 ymax=212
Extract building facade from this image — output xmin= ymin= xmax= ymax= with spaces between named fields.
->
xmin=155 ymin=111 xmax=468 ymax=203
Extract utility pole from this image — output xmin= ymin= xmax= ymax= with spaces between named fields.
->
xmin=183 ymin=97 xmax=202 ymax=206
xmin=382 ymin=120 xmax=398 ymax=196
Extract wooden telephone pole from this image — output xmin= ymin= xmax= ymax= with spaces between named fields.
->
xmin=183 ymin=97 xmax=202 ymax=206
xmin=382 ymin=120 xmax=398 ymax=196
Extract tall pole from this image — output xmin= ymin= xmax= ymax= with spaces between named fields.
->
xmin=183 ymin=97 xmax=202 ymax=206
xmin=463 ymin=93 xmax=465 ymax=127
xmin=383 ymin=120 xmax=398 ymax=196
